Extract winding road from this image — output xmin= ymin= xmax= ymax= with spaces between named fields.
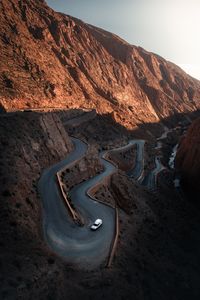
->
xmin=126 ymin=140 xmax=145 ymax=182
xmin=39 ymin=138 xmax=143 ymax=269
xmin=142 ymin=125 xmax=178 ymax=191
xmin=142 ymin=156 xmax=165 ymax=190
xmin=38 ymin=134 xmax=159 ymax=269
xmin=169 ymin=144 xmax=178 ymax=169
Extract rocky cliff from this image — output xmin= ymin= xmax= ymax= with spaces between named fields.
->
xmin=0 ymin=111 xmax=76 ymax=298
xmin=1 ymin=0 xmax=200 ymax=128
xmin=175 ymin=117 xmax=200 ymax=196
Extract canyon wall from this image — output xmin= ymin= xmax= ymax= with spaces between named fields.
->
xmin=1 ymin=0 xmax=200 ymax=129
xmin=0 ymin=112 xmax=74 ymax=298
xmin=175 ymin=117 xmax=200 ymax=196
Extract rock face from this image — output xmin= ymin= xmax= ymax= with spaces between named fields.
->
xmin=175 ymin=118 xmax=200 ymax=195
xmin=107 ymin=145 xmax=137 ymax=171
xmin=110 ymin=172 xmax=138 ymax=213
xmin=61 ymin=144 xmax=103 ymax=192
xmin=1 ymin=0 xmax=200 ymax=128
xmin=0 ymin=111 xmax=74 ymax=299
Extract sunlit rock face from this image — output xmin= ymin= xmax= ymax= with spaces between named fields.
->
xmin=1 ymin=0 xmax=200 ymax=128
xmin=175 ymin=117 xmax=200 ymax=196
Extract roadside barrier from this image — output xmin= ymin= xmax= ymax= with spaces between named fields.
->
xmin=56 ymin=172 xmax=81 ymax=224
xmin=56 ymin=137 xmax=137 ymax=267
xmin=55 ymin=136 xmax=88 ymax=225
xmin=106 ymin=205 xmax=119 ymax=268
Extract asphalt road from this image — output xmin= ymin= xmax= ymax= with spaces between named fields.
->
xmin=38 ymin=137 xmax=147 ymax=269
xmin=38 ymin=137 xmax=116 ymax=269
xmin=142 ymin=126 xmax=170 ymax=190
xmin=142 ymin=156 xmax=165 ymax=190
xmin=126 ymin=140 xmax=145 ymax=182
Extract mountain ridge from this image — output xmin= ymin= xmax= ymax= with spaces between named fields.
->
xmin=1 ymin=0 xmax=200 ymax=129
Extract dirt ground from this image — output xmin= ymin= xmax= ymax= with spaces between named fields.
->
xmin=1 ymin=111 xmax=200 ymax=300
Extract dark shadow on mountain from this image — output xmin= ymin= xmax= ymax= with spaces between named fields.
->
xmin=56 ymin=107 xmax=200 ymax=145
xmin=1 ymin=107 xmax=200 ymax=299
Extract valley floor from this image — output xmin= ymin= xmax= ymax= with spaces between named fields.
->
xmin=1 ymin=109 xmax=200 ymax=300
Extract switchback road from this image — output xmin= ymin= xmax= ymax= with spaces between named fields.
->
xmin=38 ymin=138 xmax=146 ymax=269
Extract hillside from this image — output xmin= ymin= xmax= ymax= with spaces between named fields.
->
xmin=175 ymin=117 xmax=200 ymax=197
xmin=2 ymin=1 xmax=200 ymax=299
xmin=1 ymin=0 xmax=200 ymax=129
xmin=2 ymin=111 xmax=200 ymax=300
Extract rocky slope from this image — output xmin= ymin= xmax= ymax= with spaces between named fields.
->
xmin=60 ymin=144 xmax=103 ymax=192
xmin=0 ymin=111 xmax=75 ymax=299
xmin=2 ymin=0 xmax=200 ymax=299
xmin=1 ymin=0 xmax=200 ymax=128
xmin=175 ymin=117 xmax=200 ymax=196
xmin=2 ymin=110 xmax=200 ymax=299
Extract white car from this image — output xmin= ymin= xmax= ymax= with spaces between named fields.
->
xmin=90 ymin=219 xmax=103 ymax=231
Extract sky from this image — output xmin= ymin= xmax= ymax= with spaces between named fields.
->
xmin=46 ymin=0 xmax=200 ymax=80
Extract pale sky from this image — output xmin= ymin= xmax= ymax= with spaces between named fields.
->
xmin=46 ymin=0 xmax=200 ymax=80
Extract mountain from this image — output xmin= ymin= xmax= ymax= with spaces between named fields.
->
xmin=2 ymin=1 xmax=200 ymax=298
xmin=175 ymin=117 xmax=200 ymax=197
xmin=1 ymin=0 xmax=200 ymax=128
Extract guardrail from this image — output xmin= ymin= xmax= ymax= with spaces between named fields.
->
xmin=106 ymin=206 xmax=119 ymax=268
xmin=55 ymin=137 xmax=88 ymax=225
xmin=86 ymin=180 xmax=115 ymax=209
xmin=56 ymin=137 xmax=136 ymax=267
xmin=56 ymin=172 xmax=81 ymax=224
xmin=86 ymin=150 xmax=121 ymax=267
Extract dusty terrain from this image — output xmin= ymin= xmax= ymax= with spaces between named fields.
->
xmin=60 ymin=144 xmax=103 ymax=193
xmin=106 ymin=144 xmax=137 ymax=172
xmin=0 ymin=112 xmax=74 ymax=299
xmin=1 ymin=110 xmax=200 ymax=300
